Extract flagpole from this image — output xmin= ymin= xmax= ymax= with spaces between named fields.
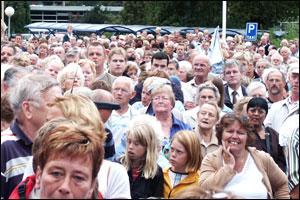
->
xmin=222 ymin=1 xmax=227 ymax=42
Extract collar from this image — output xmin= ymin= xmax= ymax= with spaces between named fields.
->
xmin=228 ymin=85 xmax=243 ymax=97
xmin=172 ymin=114 xmax=183 ymax=127
xmin=187 ymin=78 xmax=198 ymax=87
xmin=10 ymin=119 xmax=33 ymax=146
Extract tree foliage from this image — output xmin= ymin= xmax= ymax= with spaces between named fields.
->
xmin=120 ymin=1 xmax=299 ymax=29
xmin=4 ymin=1 xmax=31 ymax=34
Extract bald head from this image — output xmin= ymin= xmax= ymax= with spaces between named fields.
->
xmin=91 ymin=89 xmax=115 ymax=103
xmin=91 ymin=89 xmax=116 ymax=123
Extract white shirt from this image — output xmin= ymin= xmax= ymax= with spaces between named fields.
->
xmin=224 ymin=154 xmax=268 ymax=199
xmin=97 ymin=160 xmax=131 ymax=199
xmin=106 ymin=105 xmax=139 ymax=147
xmin=264 ymin=97 xmax=299 ymax=133
xmin=227 ymin=86 xmax=244 ymax=103
xmin=182 ymin=78 xmax=199 ymax=104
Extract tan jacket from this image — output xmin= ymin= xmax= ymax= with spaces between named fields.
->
xmin=200 ymin=146 xmax=289 ymax=199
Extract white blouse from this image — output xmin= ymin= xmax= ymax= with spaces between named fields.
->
xmin=224 ymin=154 xmax=268 ymax=199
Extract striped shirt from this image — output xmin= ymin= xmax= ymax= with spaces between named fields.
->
xmin=288 ymin=128 xmax=299 ymax=191
xmin=1 ymin=120 xmax=33 ymax=199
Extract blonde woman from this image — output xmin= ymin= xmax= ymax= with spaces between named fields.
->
xmin=57 ymin=62 xmax=85 ymax=93
xmin=78 ymin=59 xmax=97 ymax=88
xmin=163 ymin=130 xmax=202 ymax=199
xmin=120 ymin=115 xmax=164 ymax=199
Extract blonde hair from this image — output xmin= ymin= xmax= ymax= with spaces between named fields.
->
xmin=233 ymin=96 xmax=252 ymax=117
xmin=121 ymin=115 xmax=162 ymax=179
xmin=47 ymin=94 xmax=105 ymax=141
xmin=108 ymin=47 xmax=127 ymax=62
xmin=150 ymin=80 xmax=175 ymax=107
xmin=56 ymin=62 xmax=85 ymax=91
xmin=171 ymin=130 xmax=202 ymax=172
xmin=78 ymin=58 xmax=97 ymax=77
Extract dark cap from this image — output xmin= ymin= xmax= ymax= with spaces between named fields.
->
xmin=94 ymin=101 xmax=121 ymax=110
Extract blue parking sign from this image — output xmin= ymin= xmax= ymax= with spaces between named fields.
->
xmin=245 ymin=22 xmax=258 ymax=41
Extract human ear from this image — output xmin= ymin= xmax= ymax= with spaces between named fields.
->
xmin=35 ymin=166 xmax=42 ymax=189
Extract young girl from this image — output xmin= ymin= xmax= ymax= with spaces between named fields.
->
xmin=120 ymin=115 xmax=164 ymax=199
xmin=163 ymin=130 xmax=202 ymax=199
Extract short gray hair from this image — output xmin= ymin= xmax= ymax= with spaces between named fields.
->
xmin=9 ymin=74 xmax=59 ymax=115
xmin=246 ymin=81 xmax=267 ymax=96
xmin=3 ymin=66 xmax=31 ymax=89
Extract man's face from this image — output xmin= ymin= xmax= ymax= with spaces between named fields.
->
xmin=289 ymin=72 xmax=299 ymax=95
xmin=192 ymin=57 xmax=211 ymax=78
xmin=167 ymin=63 xmax=178 ymax=76
xmin=31 ymin=86 xmax=63 ymax=135
xmin=266 ymin=71 xmax=285 ymax=95
xmin=1 ymin=46 xmax=14 ymax=63
xmin=112 ymin=82 xmax=133 ymax=106
xmin=109 ymin=54 xmax=126 ymax=77
xmin=151 ymin=58 xmax=168 ymax=73
xmin=176 ymin=46 xmax=185 ymax=56
xmin=88 ymin=46 xmax=106 ymax=72
xmin=224 ymin=65 xmax=242 ymax=87
xmin=15 ymin=36 xmax=22 ymax=45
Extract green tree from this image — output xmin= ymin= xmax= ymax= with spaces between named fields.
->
xmin=120 ymin=1 xmax=147 ymax=25
xmin=83 ymin=4 xmax=109 ymax=24
xmin=4 ymin=1 xmax=31 ymax=34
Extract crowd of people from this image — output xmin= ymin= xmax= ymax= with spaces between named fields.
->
xmin=1 ymin=23 xmax=299 ymax=199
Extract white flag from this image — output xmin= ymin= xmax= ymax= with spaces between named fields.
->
xmin=208 ymin=26 xmax=223 ymax=66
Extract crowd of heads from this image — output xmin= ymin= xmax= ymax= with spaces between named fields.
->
xmin=1 ymin=24 xmax=298 ymax=199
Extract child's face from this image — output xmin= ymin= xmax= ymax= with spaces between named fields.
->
xmin=169 ymin=139 xmax=188 ymax=173
xmin=127 ymin=134 xmax=146 ymax=161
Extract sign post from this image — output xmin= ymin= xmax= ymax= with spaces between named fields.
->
xmin=245 ymin=22 xmax=258 ymax=41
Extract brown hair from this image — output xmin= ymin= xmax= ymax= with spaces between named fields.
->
xmin=33 ymin=118 xmax=104 ymax=180
xmin=171 ymin=130 xmax=202 ymax=172
xmin=1 ymin=94 xmax=14 ymax=123
xmin=215 ymin=114 xmax=255 ymax=147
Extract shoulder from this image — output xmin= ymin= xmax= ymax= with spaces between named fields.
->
xmin=248 ymin=147 xmax=272 ymax=161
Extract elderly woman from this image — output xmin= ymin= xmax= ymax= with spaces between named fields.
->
xmin=183 ymin=82 xmax=224 ymax=129
xmin=178 ymin=60 xmax=193 ymax=83
xmin=246 ymin=81 xmax=267 ymax=98
xmin=57 ymin=62 xmax=85 ymax=93
xmin=200 ymin=114 xmax=289 ymax=199
xmin=78 ymin=59 xmax=97 ymax=88
xmin=44 ymin=55 xmax=64 ymax=79
xmin=195 ymin=102 xmax=220 ymax=159
xmin=246 ymin=97 xmax=286 ymax=172
xmin=150 ymin=81 xmax=191 ymax=148
xmin=9 ymin=119 xmax=104 ymax=199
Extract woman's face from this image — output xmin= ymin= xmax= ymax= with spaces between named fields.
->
xmin=127 ymin=134 xmax=146 ymax=161
xmin=141 ymin=88 xmax=151 ymax=107
xmin=197 ymin=104 xmax=218 ymax=130
xmin=36 ymin=156 xmax=95 ymax=199
xmin=222 ymin=120 xmax=247 ymax=155
xmin=45 ymin=64 xmax=61 ymax=79
xmin=152 ymin=92 xmax=173 ymax=114
xmin=81 ymin=63 xmax=95 ymax=88
xmin=178 ymin=66 xmax=188 ymax=82
xmin=198 ymin=89 xmax=217 ymax=106
xmin=247 ymin=106 xmax=267 ymax=128
xmin=169 ymin=139 xmax=188 ymax=173
xmin=62 ymin=72 xmax=83 ymax=92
